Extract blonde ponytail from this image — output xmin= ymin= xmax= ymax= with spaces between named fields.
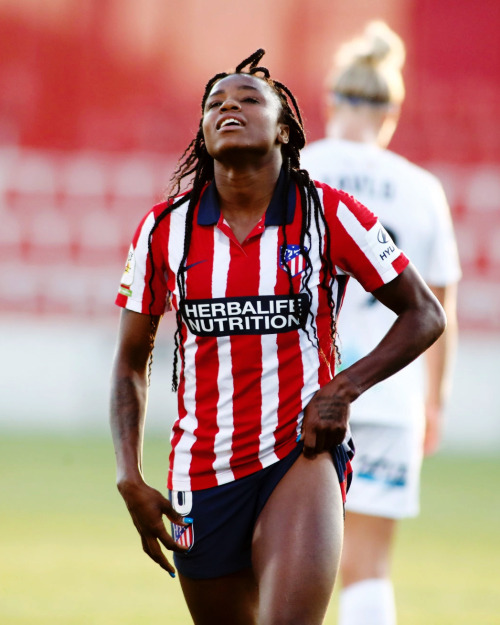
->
xmin=330 ymin=21 xmax=406 ymax=105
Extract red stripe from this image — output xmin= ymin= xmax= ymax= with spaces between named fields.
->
xmin=340 ymin=477 xmax=347 ymax=504
xmin=141 ymin=202 xmax=171 ymax=315
xmin=116 ymin=204 xmax=170 ymax=313
xmin=273 ymin=197 xmax=305 ymax=455
xmin=315 ymin=246 xmax=334 ymax=387
xmin=343 ymin=460 xmax=354 ymax=504
xmin=322 ymin=191 xmax=386 ymax=292
xmin=181 ymin=526 xmax=193 ymax=547
xmin=187 ymin=213 xmax=219 ymax=488
xmin=226 ymin=236 xmax=263 ymax=478
xmin=392 ymin=253 xmax=410 ymax=274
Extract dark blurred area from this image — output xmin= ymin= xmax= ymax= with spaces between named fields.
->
xmin=1 ymin=0 xmax=499 ymax=329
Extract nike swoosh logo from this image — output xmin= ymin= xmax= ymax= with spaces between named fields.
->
xmin=181 ymin=260 xmax=207 ymax=272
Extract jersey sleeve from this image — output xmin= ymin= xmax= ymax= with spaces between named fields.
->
xmin=421 ymin=177 xmax=462 ymax=286
xmin=115 ymin=205 xmax=172 ymax=315
xmin=320 ymin=184 xmax=409 ymax=292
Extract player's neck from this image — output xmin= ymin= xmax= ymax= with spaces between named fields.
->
xmin=326 ymin=105 xmax=396 ymax=148
xmin=326 ymin=119 xmax=380 ymax=145
xmin=213 ymin=158 xmax=282 ymax=244
xmin=214 ymin=158 xmax=281 ymax=216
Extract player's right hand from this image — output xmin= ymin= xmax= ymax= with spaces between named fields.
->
xmin=118 ymin=479 xmax=191 ymax=577
xmin=300 ymin=370 xmax=360 ymax=458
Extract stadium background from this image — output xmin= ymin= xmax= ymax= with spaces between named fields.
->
xmin=0 ymin=2 xmax=499 ymax=624
xmin=0 ymin=0 xmax=498 ymax=448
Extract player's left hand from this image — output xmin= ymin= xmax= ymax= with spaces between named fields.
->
xmin=300 ymin=372 xmax=358 ymax=458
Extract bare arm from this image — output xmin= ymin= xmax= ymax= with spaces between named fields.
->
xmin=423 ymin=283 xmax=459 ymax=455
xmin=110 ymin=309 xmax=189 ymax=576
xmin=110 ymin=310 xmax=152 ymax=485
xmin=302 ymin=263 xmax=447 ymax=458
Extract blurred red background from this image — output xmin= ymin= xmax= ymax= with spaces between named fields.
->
xmin=0 ymin=0 xmax=499 ymax=330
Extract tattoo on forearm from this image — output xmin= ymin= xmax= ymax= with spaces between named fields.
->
xmin=314 ymin=396 xmax=347 ymax=420
xmin=111 ymin=376 xmax=144 ymax=436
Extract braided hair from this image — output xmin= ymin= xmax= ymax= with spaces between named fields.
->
xmin=147 ymin=49 xmax=340 ymax=391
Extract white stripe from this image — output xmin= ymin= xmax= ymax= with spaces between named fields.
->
xmin=298 ymin=190 xmax=323 ymax=411
xmin=211 ymin=230 xmax=234 ymax=483
xmin=168 ymin=206 xmax=190 ymax=281
xmin=168 ymin=205 xmax=198 ymax=488
xmin=258 ymin=226 xmax=280 ymax=464
xmin=337 ymin=200 xmax=399 ymax=283
xmin=124 ymin=212 xmax=155 ymax=312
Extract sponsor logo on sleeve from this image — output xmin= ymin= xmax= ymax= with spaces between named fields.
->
xmin=366 ymin=223 xmax=400 ymax=268
xmin=180 ymin=294 xmax=310 ymax=337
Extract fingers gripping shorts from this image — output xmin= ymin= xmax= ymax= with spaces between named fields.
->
xmin=169 ymin=440 xmax=354 ymax=579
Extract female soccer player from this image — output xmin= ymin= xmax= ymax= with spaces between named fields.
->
xmin=302 ymin=22 xmax=461 ymax=625
xmin=110 ymin=49 xmax=446 ymax=625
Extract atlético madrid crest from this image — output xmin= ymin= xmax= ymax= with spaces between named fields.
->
xmin=172 ymin=521 xmax=194 ymax=551
xmin=279 ymin=244 xmax=308 ymax=277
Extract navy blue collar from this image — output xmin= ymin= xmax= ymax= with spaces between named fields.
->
xmin=197 ymin=168 xmax=296 ymax=226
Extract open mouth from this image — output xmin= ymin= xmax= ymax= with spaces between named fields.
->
xmin=218 ymin=118 xmax=243 ymax=129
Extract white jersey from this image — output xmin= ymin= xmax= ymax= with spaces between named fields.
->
xmin=302 ymin=138 xmax=461 ymax=425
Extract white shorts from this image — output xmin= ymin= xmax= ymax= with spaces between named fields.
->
xmin=346 ymin=420 xmax=424 ymax=519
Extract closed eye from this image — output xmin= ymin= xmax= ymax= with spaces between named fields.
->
xmin=206 ymin=100 xmax=222 ymax=110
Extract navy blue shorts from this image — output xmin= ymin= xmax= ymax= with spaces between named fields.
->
xmin=169 ymin=442 xmax=352 ymax=579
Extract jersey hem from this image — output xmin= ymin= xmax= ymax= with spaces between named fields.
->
xmin=115 ymin=297 xmax=143 ymax=313
xmin=167 ymin=438 xmax=299 ymax=492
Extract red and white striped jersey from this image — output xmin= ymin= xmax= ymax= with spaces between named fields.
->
xmin=116 ymin=174 xmax=408 ymax=491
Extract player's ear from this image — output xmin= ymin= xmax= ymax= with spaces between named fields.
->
xmin=277 ymin=123 xmax=289 ymax=145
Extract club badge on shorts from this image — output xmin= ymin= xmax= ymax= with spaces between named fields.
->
xmin=172 ymin=520 xmax=194 ymax=550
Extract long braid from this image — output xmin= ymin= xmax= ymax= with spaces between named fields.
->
xmin=146 ymin=49 xmax=341 ymax=392
xmin=146 ymin=193 xmax=190 ymax=388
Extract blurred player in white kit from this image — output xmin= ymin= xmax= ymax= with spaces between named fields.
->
xmin=302 ymin=21 xmax=461 ymax=625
